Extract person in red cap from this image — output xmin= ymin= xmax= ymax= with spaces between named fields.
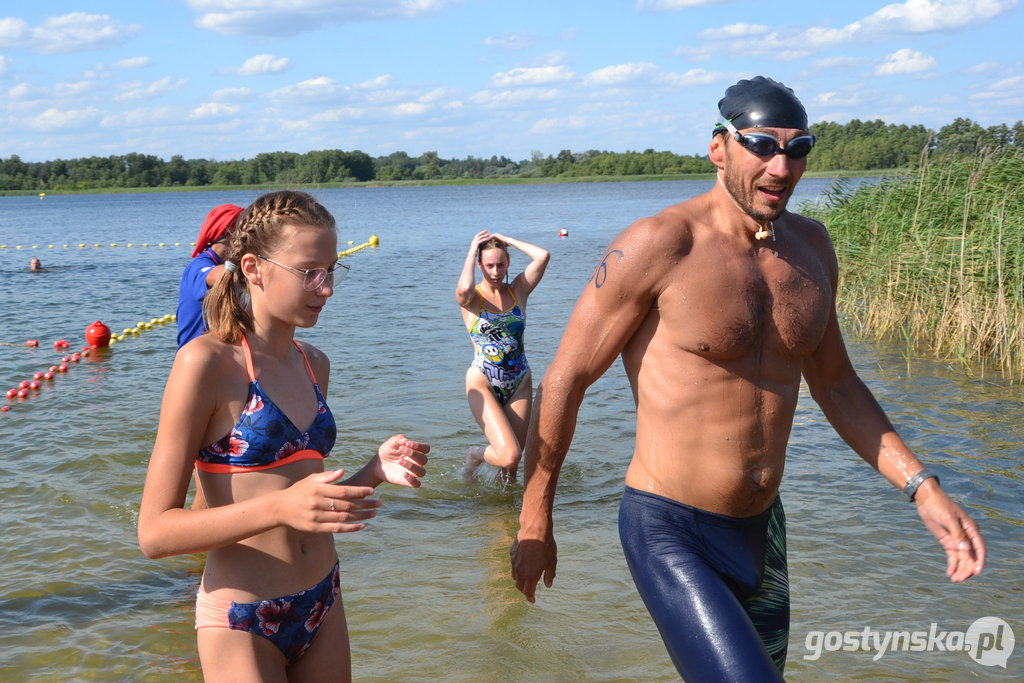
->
xmin=176 ymin=204 xmax=244 ymax=349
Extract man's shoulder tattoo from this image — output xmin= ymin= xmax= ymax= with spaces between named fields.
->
xmin=589 ymin=248 xmax=624 ymax=288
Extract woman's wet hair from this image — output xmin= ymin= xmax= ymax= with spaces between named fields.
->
xmin=204 ymin=190 xmax=336 ymax=343
xmin=477 ymin=236 xmax=509 ymax=263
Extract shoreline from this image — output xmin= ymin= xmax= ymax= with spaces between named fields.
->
xmin=0 ymin=169 xmax=900 ymax=197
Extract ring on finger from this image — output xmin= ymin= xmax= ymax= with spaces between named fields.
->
xmin=329 ymin=500 xmax=336 ymax=512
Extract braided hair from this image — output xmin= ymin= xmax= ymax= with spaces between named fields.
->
xmin=203 ymin=190 xmax=336 ymax=343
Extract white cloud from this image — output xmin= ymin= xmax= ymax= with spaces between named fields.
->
xmin=99 ymin=107 xmax=180 ymax=129
xmin=0 ymin=17 xmax=31 ymax=47
xmin=418 ymin=88 xmax=448 ymax=103
xmin=353 ymin=75 xmax=394 ymax=90
xmin=113 ymin=56 xmax=150 ymax=69
xmin=114 ymin=76 xmax=187 ymax=102
xmin=53 ymin=81 xmax=96 ymax=98
xmin=310 ymin=107 xmax=365 ymax=122
xmin=813 ymin=91 xmax=863 ymax=107
xmin=0 ymin=12 xmax=141 ymax=54
xmin=470 ymin=88 xmax=561 ymax=108
xmin=484 ymin=34 xmax=537 ymax=51
xmin=190 ymin=102 xmax=240 ymax=119
xmin=0 ymin=55 xmax=11 ymax=77
xmin=812 ymin=56 xmax=864 ymax=69
xmin=30 ymin=107 xmax=101 ymax=131
xmin=863 ymin=0 xmax=1014 ymax=33
xmin=660 ymin=67 xmax=727 ymax=87
xmin=8 ymin=82 xmax=41 ymax=101
xmin=237 ymin=54 xmax=291 ymax=76
xmin=970 ymin=75 xmax=1024 ymax=100
xmin=699 ymin=22 xmax=770 ymax=40
xmin=636 ymin=0 xmax=734 ymax=9
xmin=584 ymin=62 xmax=659 ymax=86
xmin=582 ymin=63 xmax=722 ymax=88
xmin=687 ymin=0 xmax=1018 ymax=60
xmin=875 ymin=48 xmax=937 ymax=75
xmin=188 ymin=0 xmax=469 ymax=37
xmin=490 ymin=65 xmax=574 ymax=87
xmin=530 ymin=116 xmax=586 ymax=133
xmin=394 ymin=102 xmax=429 ymax=116
xmin=269 ymin=76 xmax=344 ymax=100
xmin=211 ymin=87 xmax=254 ymax=101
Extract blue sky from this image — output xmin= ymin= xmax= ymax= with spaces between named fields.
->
xmin=2 ymin=0 xmax=1022 ymax=163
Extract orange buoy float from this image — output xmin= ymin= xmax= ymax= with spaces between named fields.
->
xmin=85 ymin=321 xmax=112 ymax=349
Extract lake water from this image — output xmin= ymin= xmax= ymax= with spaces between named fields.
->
xmin=0 ymin=179 xmax=1021 ymax=682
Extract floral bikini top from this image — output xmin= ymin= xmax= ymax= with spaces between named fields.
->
xmin=195 ymin=337 xmax=337 ymax=473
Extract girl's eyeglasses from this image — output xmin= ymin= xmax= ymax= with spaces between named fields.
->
xmin=718 ymin=119 xmax=816 ymax=159
xmin=257 ymin=255 xmax=350 ymax=291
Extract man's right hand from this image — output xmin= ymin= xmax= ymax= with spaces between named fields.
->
xmin=510 ymin=533 xmax=558 ymax=603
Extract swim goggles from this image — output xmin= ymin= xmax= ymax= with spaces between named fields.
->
xmin=717 ymin=119 xmax=816 ymax=159
xmin=257 ymin=255 xmax=350 ymax=291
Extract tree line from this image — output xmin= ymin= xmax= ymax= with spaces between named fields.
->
xmin=2 ymin=117 xmax=1022 ymax=192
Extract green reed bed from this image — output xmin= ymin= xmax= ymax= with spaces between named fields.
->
xmin=807 ymin=148 xmax=1024 ymax=380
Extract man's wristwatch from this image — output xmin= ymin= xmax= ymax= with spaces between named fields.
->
xmin=902 ymin=468 xmax=940 ymax=502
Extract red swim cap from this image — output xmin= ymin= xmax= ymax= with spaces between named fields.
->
xmin=192 ymin=204 xmax=244 ymax=257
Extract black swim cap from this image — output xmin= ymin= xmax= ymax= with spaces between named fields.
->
xmin=715 ymin=76 xmax=808 ymax=133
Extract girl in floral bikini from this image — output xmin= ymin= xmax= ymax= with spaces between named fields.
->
xmin=138 ymin=190 xmax=429 ymax=681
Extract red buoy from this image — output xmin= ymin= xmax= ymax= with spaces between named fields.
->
xmin=54 ymin=339 xmax=69 ymax=348
xmin=57 ymin=364 xmax=68 ymax=373
xmin=19 ymin=380 xmax=30 ymax=389
xmin=5 ymin=388 xmax=17 ymax=399
xmin=1 ymin=405 xmax=9 ymax=412
xmin=559 ymin=228 xmax=569 ymax=238
xmin=85 ymin=321 xmax=112 ymax=349
xmin=26 ymin=339 xmax=39 ymax=347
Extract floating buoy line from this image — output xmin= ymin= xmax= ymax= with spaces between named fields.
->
xmin=0 ymin=234 xmax=379 ymax=258
xmin=2 ymin=315 xmax=174 ymax=413
xmin=2 ymin=236 xmax=379 ymax=413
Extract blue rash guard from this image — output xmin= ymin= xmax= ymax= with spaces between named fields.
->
xmin=176 ymin=247 xmax=220 ymax=349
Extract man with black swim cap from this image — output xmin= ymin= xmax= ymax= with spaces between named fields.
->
xmin=511 ymin=75 xmax=986 ymax=680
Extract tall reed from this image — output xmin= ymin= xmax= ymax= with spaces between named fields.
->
xmin=806 ymin=147 xmax=1024 ymax=380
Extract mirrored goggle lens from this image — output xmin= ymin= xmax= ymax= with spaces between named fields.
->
xmin=741 ymin=134 xmax=815 ymax=159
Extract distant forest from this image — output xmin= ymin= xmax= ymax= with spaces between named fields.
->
xmin=2 ymin=117 xmax=1022 ymax=192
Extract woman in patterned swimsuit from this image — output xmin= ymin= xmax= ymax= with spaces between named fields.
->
xmin=138 ymin=190 xmax=430 ymax=682
xmin=457 ymin=230 xmax=549 ymax=482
